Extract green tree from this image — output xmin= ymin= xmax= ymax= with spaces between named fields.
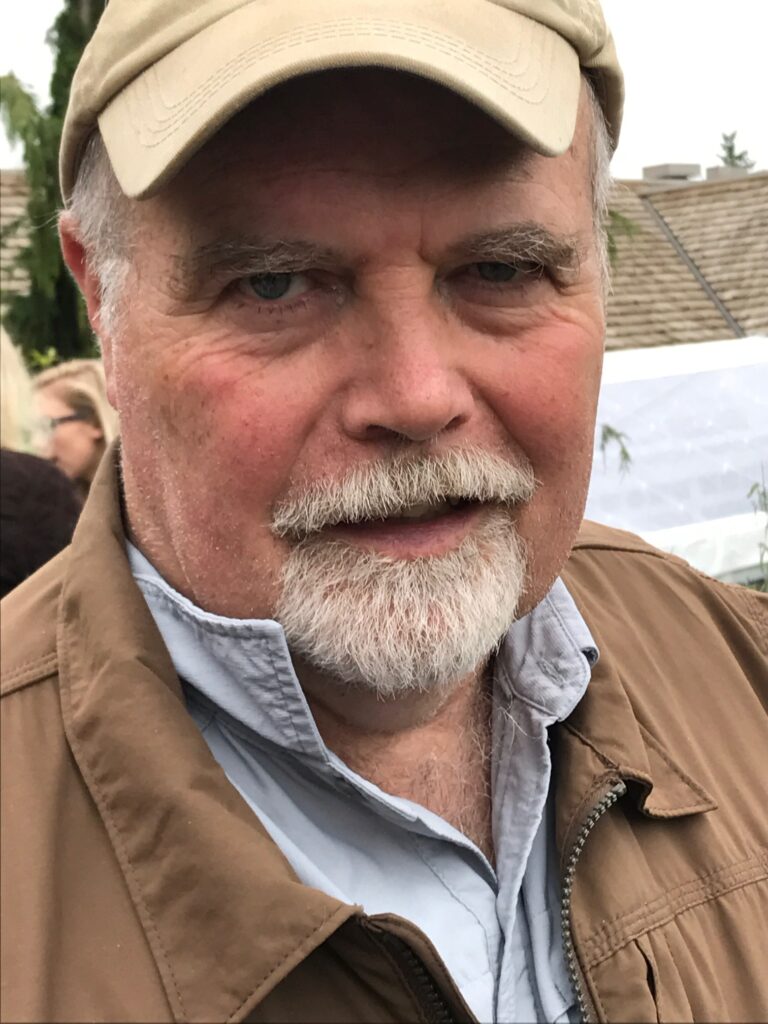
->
xmin=599 ymin=423 xmax=632 ymax=476
xmin=0 ymin=1 xmax=101 ymax=363
xmin=747 ymin=470 xmax=767 ymax=592
xmin=718 ymin=131 xmax=755 ymax=170
xmin=597 ymin=207 xmax=638 ymax=477
xmin=606 ymin=208 xmax=638 ymax=269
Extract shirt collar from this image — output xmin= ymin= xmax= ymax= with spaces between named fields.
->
xmin=127 ymin=541 xmax=328 ymax=764
xmin=127 ymin=541 xmax=598 ymax=753
xmin=497 ymin=576 xmax=599 ymax=727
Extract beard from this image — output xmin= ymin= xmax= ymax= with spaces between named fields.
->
xmin=272 ymin=448 xmax=535 ymax=700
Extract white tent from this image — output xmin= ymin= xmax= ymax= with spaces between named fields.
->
xmin=585 ymin=336 xmax=767 ymax=584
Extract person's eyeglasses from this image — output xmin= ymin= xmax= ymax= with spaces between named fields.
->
xmin=45 ymin=414 xmax=87 ymax=430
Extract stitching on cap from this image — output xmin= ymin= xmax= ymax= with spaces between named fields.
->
xmin=141 ymin=25 xmax=537 ymax=137
xmin=130 ymin=17 xmax=555 ymax=144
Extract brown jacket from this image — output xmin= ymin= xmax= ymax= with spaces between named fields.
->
xmin=2 ymin=455 xmax=767 ymax=1024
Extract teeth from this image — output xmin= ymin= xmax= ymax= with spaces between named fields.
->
xmin=398 ymin=501 xmax=452 ymax=520
xmin=335 ymin=498 xmax=470 ymax=526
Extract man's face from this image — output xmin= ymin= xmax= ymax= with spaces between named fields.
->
xmin=99 ymin=70 xmax=604 ymax=672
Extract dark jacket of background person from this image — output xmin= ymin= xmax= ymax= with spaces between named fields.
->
xmin=1 ymin=452 xmax=766 ymax=1023
xmin=0 ymin=448 xmax=81 ymax=599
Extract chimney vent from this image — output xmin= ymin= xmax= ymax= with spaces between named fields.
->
xmin=643 ymin=163 xmax=701 ymax=182
xmin=705 ymin=165 xmax=749 ymax=181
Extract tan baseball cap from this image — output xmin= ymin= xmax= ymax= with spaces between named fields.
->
xmin=60 ymin=0 xmax=623 ymax=202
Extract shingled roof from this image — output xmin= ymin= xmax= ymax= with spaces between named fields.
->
xmin=2 ymin=167 xmax=767 ymax=349
xmin=606 ymin=171 xmax=768 ymax=348
xmin=0 ymin=169 xmax=31 ymax=307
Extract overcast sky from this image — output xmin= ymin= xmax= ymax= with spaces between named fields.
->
xmin=1 ymin=0 xmax=766 ymax=179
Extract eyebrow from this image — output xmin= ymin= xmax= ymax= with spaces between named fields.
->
xmin=170 ymin=239 xmax=341 ymax=297
xmin=170 ymin=222 xmax=583 ymax=296
xmin=451 ymin=224 xmax=583 ymax=276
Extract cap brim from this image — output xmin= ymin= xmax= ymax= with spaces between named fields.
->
xmin=98 ymin=0 xmax=580 ymax=199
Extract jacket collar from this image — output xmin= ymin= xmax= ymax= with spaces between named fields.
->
xmin=549 ymin=641 xmax=717 ymax=871
xmin=557 ymin=543 xmax=717 ymax=834
xmin=57 ymin=448 xmax=357 ymax=1022
xmin=558 ymin=656 xmax=717 ymax=818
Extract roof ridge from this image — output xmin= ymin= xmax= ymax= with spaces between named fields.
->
xmin=639 ymin=195 xmax=745 ymax=339
xmin=614 ymin=171 xmax=768 ymax=199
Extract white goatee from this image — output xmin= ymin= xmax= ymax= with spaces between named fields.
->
xmin=273 ymin=448 xmax=535 ymax=699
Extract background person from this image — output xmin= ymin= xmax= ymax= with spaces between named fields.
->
xmin=0 ymin=324 xmax=42 ymax=455
xmin=34 ymin=358 xmax=118 ymax=499
xmin=0 ymin=327 xmax=80 ymax=597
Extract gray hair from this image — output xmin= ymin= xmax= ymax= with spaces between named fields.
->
xmin=584 ymin=74 xmax=613 ymax=292
xmin=67 ymin=75 xmax=613 ymax=337
xmin=67 ymin=132 xmax=132 ymax=336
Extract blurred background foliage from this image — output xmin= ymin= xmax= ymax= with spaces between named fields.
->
xmin=0 ymin=0 xmax=100 ymax=365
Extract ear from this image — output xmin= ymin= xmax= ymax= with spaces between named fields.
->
xmin=59 ymin=211 xmax=100 ymax=326
xmin=59 ymin=211 xmax=118 ymax=407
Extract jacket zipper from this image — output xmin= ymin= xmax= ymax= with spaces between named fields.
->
xmin=561 ymin=779 xmax=627 ymax=1023
xmin=372 ymin=928 xmax=459 ymax=1023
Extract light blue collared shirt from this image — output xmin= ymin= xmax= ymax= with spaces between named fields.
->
xmin=128 ymin=543 xmax=597 ymax=1023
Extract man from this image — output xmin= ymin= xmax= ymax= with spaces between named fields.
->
xmin=1 ymin=2 xmax=766 ymax=1021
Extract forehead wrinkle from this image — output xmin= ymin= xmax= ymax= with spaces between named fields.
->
xmin=165 ymin=220 xmax=585 ymax=299
xmin=179 ymin=159 xmax=534 ymax=212
xmin=158 ymin=136 xmax=581 ymax=297
xmin=174 ymin=110 xmax=536 ymax=204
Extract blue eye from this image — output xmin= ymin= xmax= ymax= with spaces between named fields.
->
xmin=246 ymin=273 xmax=294 ymax=300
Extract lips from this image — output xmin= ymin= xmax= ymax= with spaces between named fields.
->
xmin=271 ymin=449 xmax=536 ymax=543
xmin=323 ymin=499 xmax=486 ymax=558
xmin=375 ymin=496 xmax=467 ymax=522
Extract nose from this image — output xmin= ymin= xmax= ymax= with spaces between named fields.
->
xmin=340 ymin=306 xmax=475 ymax=444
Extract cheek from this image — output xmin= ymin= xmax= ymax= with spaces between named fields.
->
xmin=484 ymin=320 xmax=603 ymax=475
xmin=481 ymin=321 xmax=603 ymax=606
xmin=144 ymin=347 xmax=325 ymax=509
xmin=61 ymin=428 xmax=85 ymax=458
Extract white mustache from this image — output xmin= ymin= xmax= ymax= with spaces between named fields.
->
xmin=272 ymin=448 xmax=537 ymax=539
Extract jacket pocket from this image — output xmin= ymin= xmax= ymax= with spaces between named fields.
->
xmin=587 ymin=940 xmax=660 ymax=1023
xmin=632 ymin=883 xmax=768 ymax=1024
xmin=635 ymin=932 xmax=692 ymax=1023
